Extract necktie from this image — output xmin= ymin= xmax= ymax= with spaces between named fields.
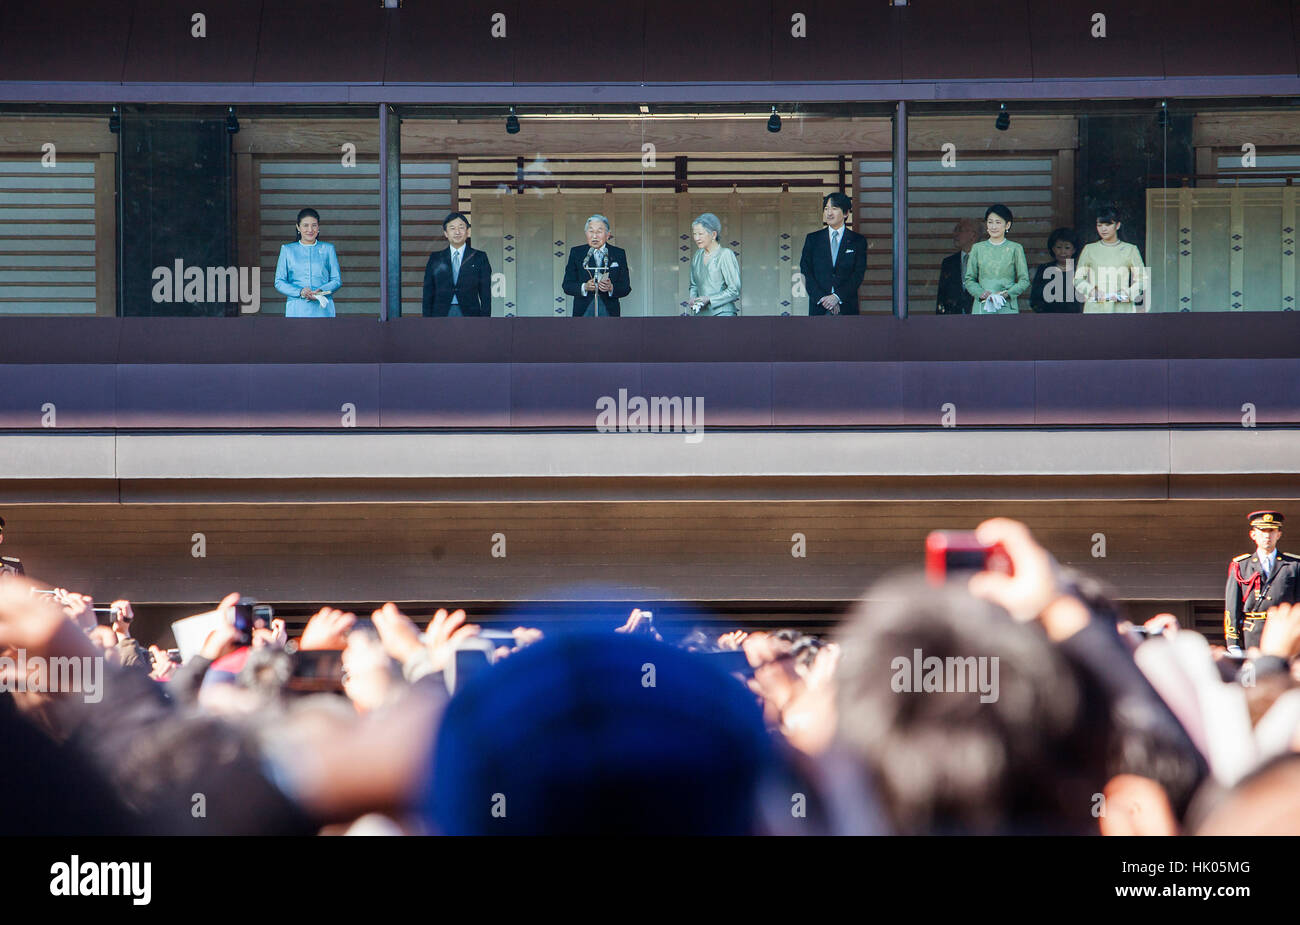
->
xmin=452 ymin=249 xmax=461 ymax=284
xmin=831 ymin=229 xmax=840 ymax=266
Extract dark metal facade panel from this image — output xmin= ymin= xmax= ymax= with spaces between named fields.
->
xmin=4 ymin=0 xmax=1300 ymax=91
xmin=383 ymin=1 xmax=518 ymax=84
xmin=123 ymin=0 xmax=263 ymax=83
xmin=114 ymin=363 xmax=251 ymax=427
xmin=1168 ymin=358 xmax=1300 ymax=424
xmin=1034 ymin=359 xmax=1170 ymax=424
xmin=1159 ymin=0 xmax=1298 ymax=77
xmin=383 ymin=317 xmax=517 ymax=363
xmin=0 ymin=0 xmax=134 ymax=83
xmin=770 ymin=1 xmax=903 ymax=83
xmin=642 ymin=0 xmax=774 ymax=83
xmin=771 ymin=362 xmax=904 ymax=426
xmin=0 ymin=364 xmax=117 ymax=429
xmin=1027 ymin=1 xmax=1165 ymax=80
xmin=253 ymin=0 xmax=389 ymax=83
xmin=770 ymin=316 xmax=900 ymax=363
xmin=244 ymin=316 xmax=387 ymax=363
xmin=639 ymin=317 xmax=780 ymax=364
xmin=245 ymin=363 xmax=381 ymax=427
xmin=379 ymin=362 xmax=512 ymax=427
xmin=509 ymin=317 xmax=645 ymax=363
xmin=509 ymin=361 xmax=642 ymax=426
xmin=638 ymin=362 xmax=773 ymax=427
xmin=898 ymin=0 xmax=1033 ymax=82
xmin=2 ymin=315 xmax=1300 ymax=364
xmin=899 ymin=360 xmax=1036 ymax=426
xmin=0 ymin=319 xmax=123 ymax=364
xmin=512 ymin=0 xmax=645 ymax=84
xmin=115 ymin=318 xmax=257 ymax=363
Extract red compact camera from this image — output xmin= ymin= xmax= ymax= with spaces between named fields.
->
xmin=925 ymin=531 xmax=1012 ymax=585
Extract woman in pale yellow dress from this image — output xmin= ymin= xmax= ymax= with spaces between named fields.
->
xmin=1073 ymin=207 xmax=1146 ymax=313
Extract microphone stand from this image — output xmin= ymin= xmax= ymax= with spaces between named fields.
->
xmin=581 ymin=247 xmax=609 ymax=317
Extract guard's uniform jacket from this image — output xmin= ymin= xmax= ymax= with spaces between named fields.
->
xmin=1225 ymin=550 xmax=1300 ymax=648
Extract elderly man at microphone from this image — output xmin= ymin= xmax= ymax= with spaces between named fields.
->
xmin=562 ymin=214 xmax=632 ymax=317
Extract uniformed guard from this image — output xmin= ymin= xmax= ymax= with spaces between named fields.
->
xmin=1225 ymin=510 xmax=1300 ymax=654
xmin=0 ymin=516 xmax=23 ymax=576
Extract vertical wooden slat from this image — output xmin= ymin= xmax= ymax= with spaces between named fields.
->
xmin=502 ymin=194 xmax=516 ymax=316
xmin=1229 ymin=186 xmax=1244 ymax=310
xmin=1054 ymin=149 xmax=1074 ymax=230
xmin=1178 ymin=187 xmax=1194 ymax=311
xmin=1195 ymin=146 xmax=1215 ymax=186
xmin=779 ymin=187 xmax=797 ymax=315
xmin=95 ymin=152 xmax=116 ymax=316
xmin=552 ymin=194 xmax=566 ymax=317
xmin=1283 ymin=185 xmax=1296 ymax=312
xmin=677 ymin=190 xmax=692 ymax=313
xmin=235 ymin=152 xmax=257 ymax=278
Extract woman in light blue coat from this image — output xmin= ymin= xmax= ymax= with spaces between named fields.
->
xmin=687 ymin=213 xmax=741 ymax=316
xmin=274 ymin=208 xmax=342 ymax=317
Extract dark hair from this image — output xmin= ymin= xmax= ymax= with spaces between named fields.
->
xmin=835 ymin=573 xmax=1113 ymax=834
xmin=984 ymin=203 xmax=1013 ymax=224
xmin=822 ymin=192 xmax=853 ymax=214
xmin=1045 ymin=227 xmax=1082 ymax=256
xmin=791 ymin=635 xmax=825 ymax=672
xmin=678 ymin=628 xmax=718 ymax=652
xmin=0 ymin=515 xmax=5 ymax=530
xmin=1094 ymin=204 xmax=1122 ymax=225
xmin=294 ymin=208 xmax=320 ymax=242
xmin=443 ymin=211 xmax=471 ymax=230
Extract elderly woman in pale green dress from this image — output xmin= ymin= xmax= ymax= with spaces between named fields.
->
xmin=687 ymin=213 xmax=741 ymax=316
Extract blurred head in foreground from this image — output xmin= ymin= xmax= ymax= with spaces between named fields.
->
xmin=835 ymin=574 xmax=1115 ymax=834
xmin=426 ymin=632 xmax=774 ymax=835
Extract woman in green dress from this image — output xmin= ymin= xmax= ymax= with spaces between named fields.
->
xmin=687 ymin=213 xmax=741 ymax=316
xmin=963 ymin=203 xmax=1030 ymax=314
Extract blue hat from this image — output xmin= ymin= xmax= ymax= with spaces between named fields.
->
xmin=425 ymin=632 xmax=774 ymax=835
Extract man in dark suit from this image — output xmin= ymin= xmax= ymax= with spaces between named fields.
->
xmin=1224 ymin=510 xmax=1300 ymax=653
xmin=936 ymin=218 xmax=980 ymax=314
xmin=799 ymin=192 xmax=868 ymax=315
xmin=561 ymin=214 xmax=632 ymax=317
xmin=422 ymin=212 xmax=493 ymax=317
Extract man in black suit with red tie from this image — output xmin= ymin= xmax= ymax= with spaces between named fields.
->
xmin=422 ymin=212 xmax=493 ymax=317
xmin=799 ymin=193 xmax=868 ymax=315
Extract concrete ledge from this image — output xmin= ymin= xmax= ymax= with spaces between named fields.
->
xmin=0 ymin=428 xmax=1295 ymax=482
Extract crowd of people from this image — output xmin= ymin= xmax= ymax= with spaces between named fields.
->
xmin=4 ymin=516 xmax=1298 ymax=836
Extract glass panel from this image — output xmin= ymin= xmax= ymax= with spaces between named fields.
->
xmin=397 ymin=104 xmax=895 ymax=317
xmin=0 ymin=108 xmax=115 ymax=316
xmin=907 ymin=103 xmax=1179 ymax=316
